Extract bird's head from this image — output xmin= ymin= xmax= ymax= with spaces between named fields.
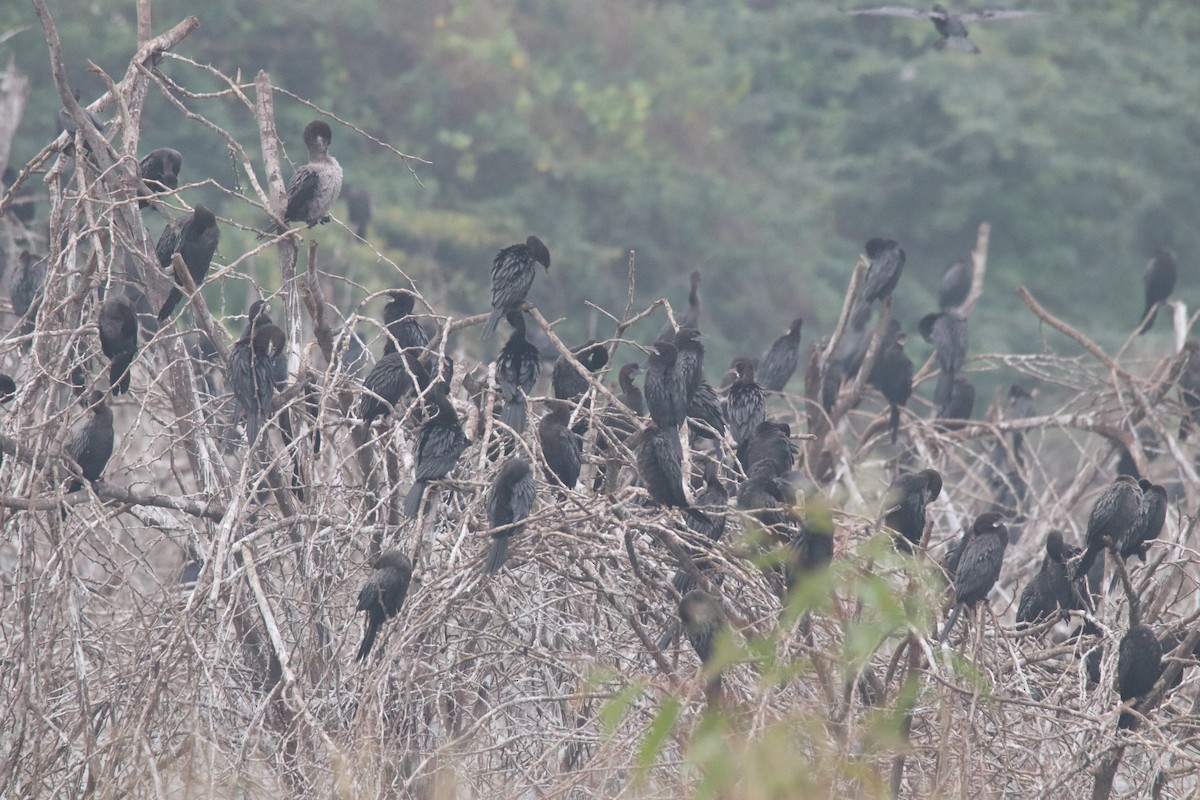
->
xmin=973 ymin=511 xmax=1006 ymax=535
xmin=918 ymin=312 xmax=940 ymax=342
xmin=303 ymin=120 xmax=333 ymax=152
xmin=526 ymin=235 xmax=551 ymax=269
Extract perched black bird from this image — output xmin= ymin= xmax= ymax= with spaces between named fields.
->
xmin=1117 ymin=625 xmax=1162 ymax=729
xmin=137 ymin=148 xmax=182 ymax=208
xmin=672 ymin=328 xmax=706 ymax=402
xmin=538 ymin=398 xmax=582 ymax=490
xmin=1138 ymin=248 xmax=1178 ymax=335
xmin=381 ymin=290 xmax=430 ymax=356
xmin=355 ymin=549 xmax=413 ymax=662
xmin=1074 ymin=475 xmax=1142 ymax=580
xmin=481 ymin=236 xmax=551 ymax=339
xmin=783 ymin=507 xmax=836 ymax=594
xmin=737 ymin=420 xmax=796 ymax=478
xmin=495 ymin=311 xmax=540 ymax=434
xmin=919 ymin=311 xmax=968 ymax=411
xmin=552 ymin=339 xmax=609 ymax=401
xmin=657 ymin=270 xmax=702 ymax=341
xmin=849 ymin=4 xmax=1040 ymax=54
xmin=868 ymin=329 xmax=913 ymax=443
xmin=1006 ymin=384 xmax=1036 ymax=460
xmin=644 ymin=340 xmax=689 ymax=431
xmin=228 ymin=322 xmax=286 ymax=448
xmin=758 ymin=317 xmax=803 ymax=393
xmin=0 ymin=374 xmax=15 ymax=403
xmin=360 ymin=350 xmax=427 ymax=429
xmin=98 ymin=295 xmax=138 ymax=396
xmin=484 ymin=457 xmax=537 ymax=573
xmin=616 ymin=362 xmax=645 ymax=415
xmin=670 ymin=459 xmax=729 ymax=595
xmin=597 ymin=363 xmax=644 ymax=453
xmin=850 ymin=238 xmax=905 ymax=330
xmin=1122 ymin=480 xmax=1167 ymax=563
xmin=281 ymin=120 xmax=343 ymax=229
xmin=344 ymin=185 xmax=374 ymax=238
xmin=938 ymin=259 xmax=972 ymax=311
xmin=939 ymin=512 xmax=1008 ymax=642
xmin=686 ymin=379 xmax=726 ymax=446
xmin=1016 ymin=531 xmax=1076 ymax=629
xmin=66 ymin=391 xmax=115 ymax=494
xmin=881 ymin=469 xmax=943 ymax=553
xmin=678 ymin=589 xmax=727 ymax=706
xmin=939 ymin=524 xmax=973 ymax=587
xmin=636 ymin=424 xmax=709 ymax=528
xmin=726 ymin=357 xmax=766 ymax=449
xmin=736 ymin=462 xmax=794 ymax=543
xmin=156 ymin=204 xmax=220 ymax=322
xmin=57 ymin=89 xmax=104 ymax=155
xmin=404 ymin=384 xmax=470 ymax=518
xmin=937 ymin=376 xmax=976 ymax=429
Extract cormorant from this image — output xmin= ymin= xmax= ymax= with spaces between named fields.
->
xmin=1117 ymin=625 xmax=1162 ymax=729
xmin=1006 ymin=384 xmax=1036 ymax=460
xmin=726 ymin=357 xmax=766 ymax=449
xmin=481 ymin=236 xmax=551 ymax=339
xmin=848 ymin=5 xmax=1040 ymax=54
xmin=737 ymin=420 xmax=796 ymax=477
xmin=381 ymin=290 xmax=430 ymax=356
xmin=404 ymin=383 xmax=470 ymax=518
xmin=643 ymin=340 xmax=689 ymax=431
xmin=736 ymin=462 xmax=794 ymax=544
xmin=784 ymin=508 xmax=836 ymax=594
xmin=137 ymin=148 xmax=182 ymax=208
xmin=657 ymin=270 xmax=702 ymax=341
xmin=616 ymin=362 xmax=645 ymax=415
xmin=1074 ymin=475 xmax=1141 ymax=580
xmin=0 ymin=374 xmax=14 ymax=403
xmin=344 ymin=185 xmax=374 ymax=238
xmin=355 ymin=549 xmax=412 ymax=662
xmin=635 ymin=423 xmax=709 ymax=527
xmin=1016 ymin=531 xmax=1075 ymax=629
xmin=228 ymin=322 xmax=286 ymax=448
xmin=496 ymin=310 xmax=540 ymax=433
xmin=360 ymin=350 xmax=427 ymax=429
xmin=850 ymin=238 xmax=905 ymax=330
xmin=597 ymin=363 xmax=644 ymax=453
xmin=1121 ymin=480 xmax=1167 ymax=562
xmin=919 ymin=311 xmax=968 ymax=411
xmin=552 ymin=339 xmax=608 ymax=400
xmin=678 ymin=589 xmax=727 ymax=706
xmin=484 ymin=456 xmax=536 ymax=573
xmin=537 ymin=398 xmax=582 ymax=490
xmin=1138 ymin=248 xmax=1178 ymax=335
xmin=687 ymin=379 xmax=726 ymax=446
xmin=881 ymin=469 xmax=943 ymax=553
xmin=670 ymin=458 xmax=729 ymax=595
xmin=938 ymin=259 xmax=971 ymax=311
xmin=156 ymin=204 xmax=220 ymax=322
xmin=672 ymin=328 xmax=705 ymax=401
xmin=939 ymin=524 xmax=973 ymax=586
xmin=98 ymin=295 xmax=138 ymax=396
xmin=282 ymin=120 xmax=343 ymax=229
xmin=937 ymin=375 xmax=976 ymax=429
xmin=66 ymin=391 xmax=115 ymax=494
xmin=758 ymin=317 xmax=803 ymax=393
xmin=868 ymin=329 xmax=913 ymax=443
xmin=939 ymin=512 xmax=1008 ymax=642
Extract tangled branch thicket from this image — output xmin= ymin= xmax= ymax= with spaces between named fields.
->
xmin=2 ymin=8 xmax=1200 ymax=800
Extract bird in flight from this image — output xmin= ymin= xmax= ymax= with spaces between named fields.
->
xmin=848 ymin=5 xmax=1040 ymax=53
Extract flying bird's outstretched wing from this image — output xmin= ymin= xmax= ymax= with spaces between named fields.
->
xmin=848 ymin=7 xmax=934 ymax=18
xmin=958 ymin=10 xmax=1042 ymax=23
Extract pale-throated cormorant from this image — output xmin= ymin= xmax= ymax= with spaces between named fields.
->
xmin=758 ymin=317 xmax=803 ymax=393
xmin=484 ymin=456 xmax=536 ymax=573
xmin=1138 ymin=248 xmax=1177 ymax=335
xmin=99 ymin=295 xmax=138 ymax=396
xmin=481 ymin=236 xmax=550 ymax=339
xmin=939 ymin=512 xmax=1008 ymax=642
xmin=282 ymin=120 xmax=343 ymax=229
xmin=726 ymin=357 xmax=766 ymax=449
xmin=355 ymin=549 xmax=412 ymax=662
xmin=156 ymin=204 xmax=219 ymax=322
xmin=404 ymin=383 xmax=470 ymax=517
xmin=1074 ymin=475 xmax=1141 ymax=580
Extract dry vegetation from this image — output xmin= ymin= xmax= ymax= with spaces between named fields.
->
xmin=2 ymin=5 xmax=1200 ymax=800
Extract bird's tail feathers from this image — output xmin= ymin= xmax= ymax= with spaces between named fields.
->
xmin=934 ymin=370 xmax=954 ymax=410
xmin=404 ymin=480 xmax=427 ymax=518
xmin=356 ymin=620 xmax=380 ymax=663
xmin=499 ymin=395 xmax=527 ymax=434
xmin=480 ymin=310 xmax=501 ymax=340
xmin=157 ymin=288 xmax=182 ymax=322
xmin=484 ymin=536 xmax=510 ymax=574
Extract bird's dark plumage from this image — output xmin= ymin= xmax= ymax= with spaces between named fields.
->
xmin=228 ymin=321 xmax=286 ymax=448
xmin=538 ymin=399 xmax=582 ymax=490
xmin=758 ymin=317 xmax=803 ymax=392
xmin=657 ymin=270 xmax=702 ymax=341
xmin=552 ymin=339 xmax=608 ymax=400
xmin=617 ymin=362 xmax=645 ymax=416
xmin=940 ymin=512 xmax=1008 ymax=642
xmin=1016 ymin=531 xmax=1075 ymax=629
xmin=0 ymin=374 xmax=15 ymax=403
xmin=1139 ymin=248 xmax=1177 ymax=335
xmin=938 ymin=259 xmax=971 ymax=311
xmin=937 ymin=376 xmax=976 ymax=429
xmin=404 ymin=384 xmax=470 ymax=518
xmin=137 ymin=148 xmax=182 ymax=208
xmin=484 ymin=457 xmax=536 ymax=573
xmin=644 ymin=341 xmax=689 ymax=431
xmin=496 ymin=311 xmax=540 ymax=433
xmin=868 ymin=329 xmax=913 ymax=443
xmin=851 ymin=238 xmax=905 ymax=329
xmin=670 ymin=459 xmax=729 ymax=595
xmin=636 ymin=424 xmax=708 ymax=528
xmin=919 ymin=311 xmax=968 ymax=411
xmin=360 ymin=351 xmax=426 ymax=429
xmin=678 ymin=589 xmax=727 ymax=704
xmin=381 ymin=290 xmax=430 ymax=356
xmin=849 ymin=5 xmax=1039 ymax=54
xmin=282 ymin=120 xmax=343 ymax=229
xmin=726 ymin=357 xmax=766 ymax=448
xmin=355 ymin=550 xmax=412 ymax=662
xmin=736 ymin=463 xmax=793 ymax=543
xmin=882 ymin=469 xmax=943 ymax=552
xmin=672 ymin=328 xmax=706 ymax=402
xmin=686 ymin=379 xmax=726 ymax=444
xmin=481 ymin=236 xmax=550 ymax=339
xmin=344 ymin=185 xmax=374 ymax=238
xmin=156 ymin=204 xmax=219 ymax=322
xmin=1122 ymin=480 xmax=1167 ymax=562
xmin=737 ymin=420 xmax=795 ymax=478
xmin=1117 ymin=624 xmax=1162 ymax=729
xmin=1074 ymin=475 xmax=1142 ymax=580
xmin=99 ymin=295 xmax=138 ymax=396
xmin=66 ymin=392 xmax=115 ymax=494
